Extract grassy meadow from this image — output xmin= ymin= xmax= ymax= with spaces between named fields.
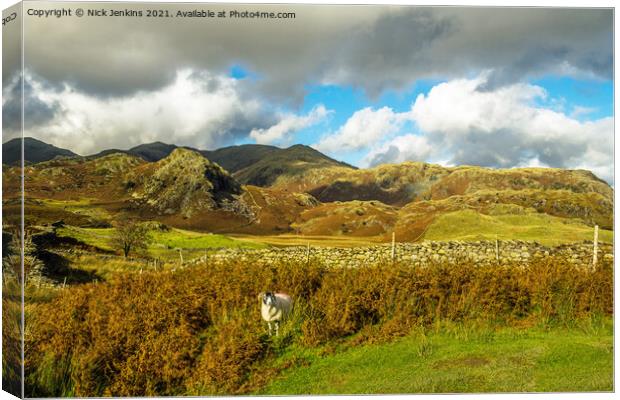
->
xmin=55 ymin=225 xmax=265 ymax=260
xmin=261 ymin=321 xmax=613 ymax=394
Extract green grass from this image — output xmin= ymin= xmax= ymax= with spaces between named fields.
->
xmin=39 ymin=198 xmax=112 ymax=221
xmin=259 ymin=321 xmax=613 ymax=394
xmin=56 ymin=226 xmax=116 ymax=251
xmin=424 ymin=210 xmax=613 ymax=246
xmin=56 ymin=225 xmax=265 ymax=260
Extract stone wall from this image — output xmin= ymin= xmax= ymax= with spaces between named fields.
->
xmin=196 ymin=240 xmax=613 ymax=269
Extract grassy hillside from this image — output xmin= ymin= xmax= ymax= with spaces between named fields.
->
xmin=422 ymin=209 xmax=613 ymax=246
xmin=261 ymin=321 xmax=613 ymax=394
xmin=233 ymin=144 xmax=355 ymax=187
xmin=292 ymin=200 xmax=398 ymax=237
xmin=202 ymin=144 xmax=280 ymax=173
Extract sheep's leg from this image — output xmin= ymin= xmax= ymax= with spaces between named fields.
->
xmin=267 ymin=322 xmax=272 ymax=336
xmin=275 ymin=321 xmax=280 ymax=337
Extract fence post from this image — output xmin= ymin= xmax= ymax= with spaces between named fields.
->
xmin=391 ymin=232 xmax=396 ymax=262
xmin=495 ymin=235 xmax=499 ymax=262
xmin=592 ymin=225 xmax=599 ymax=271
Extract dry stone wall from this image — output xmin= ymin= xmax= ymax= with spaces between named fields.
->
xmin=196 ymin=240 xmax=613 ymax=269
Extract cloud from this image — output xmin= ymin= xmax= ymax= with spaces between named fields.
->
xmin=362 ymin=134 xmax=433 ymax=167
xmin=250 ymin=105 xmax=330 ymax=145
xmin=366 ymin=75 xmax=614 ymax=183
xmin=570 ymin=105 xmax=596 ymax=119
xmin=315 ymin=107 xmax=406 ymax=153
xmin=8 ymin=69 xmax=283 ymax=155
xmin=17 ymin=6 xmax=612 ymax=101
xmin=2 ymin=74 xmax=60 ymax=133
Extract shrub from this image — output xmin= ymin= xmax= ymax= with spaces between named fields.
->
xmin=25 ymin=256 xmax=613 ymax=396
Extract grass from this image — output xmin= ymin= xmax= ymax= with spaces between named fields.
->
xmin=150 ymin=228 xmax=264 ymax=250
xmin=230 ymin=233 xmax=383 ymax=248
xmin=260 ymin=320 xmax=613 ymax=394
xmin=55 ymin=225 xmax=265 ymax=260
xmin=423 ymin=209 xmax=613 ymax=246
xmin=38 ymin=198 xmax=113 ymax=222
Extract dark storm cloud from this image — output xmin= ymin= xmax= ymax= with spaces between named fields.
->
xmin=325 ymin=9 xmax=455 ymax=96
xmin=17 ymin=4 xmax=612 ymax=101
xmin=446 ymin=128 xmax=582 ymax=169
xmin=2 ymin=76 xmax=59 ymax=132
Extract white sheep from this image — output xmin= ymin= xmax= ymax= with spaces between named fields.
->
xmin=258 ymin=291 xmax=292 ymax=336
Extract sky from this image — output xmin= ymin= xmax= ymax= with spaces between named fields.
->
xmin=1 ymin=3 xmax=614 ymax=183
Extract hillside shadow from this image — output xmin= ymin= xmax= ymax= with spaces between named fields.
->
xmin=36 ymin=249 xmax=101 ymax=284
xmin=32 ymin=231 xmax=103 ymax=284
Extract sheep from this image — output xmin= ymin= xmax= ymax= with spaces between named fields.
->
xmin=258 ymin=291 xmax=292 ymax=336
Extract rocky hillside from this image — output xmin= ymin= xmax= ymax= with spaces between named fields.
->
xmin=128 ymin=148 xmax=244 ymax=218
xmin=13 ymin=152 xmax=144 ymax=200
xmin=267 ymin=162 xmax=611 ymax=204
xmin=3 ymin=138 xmax=613 ymax=239
xmin=264 ymin=162 xmax=613 ymax=230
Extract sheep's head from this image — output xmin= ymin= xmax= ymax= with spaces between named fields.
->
xmin=259 ymin=291 xmax=276 ymax=306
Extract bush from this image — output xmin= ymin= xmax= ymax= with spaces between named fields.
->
xmin=25 ymin=256 xmax=613 ymax=396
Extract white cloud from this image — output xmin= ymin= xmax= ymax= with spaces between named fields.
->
xmin=249 ymin=105 xmax=330 ymax=145
xmin=366 ymin=74 xmax=613 ymax=183
xmin=410 ymin=75 xmax=547 ymax=136
xmin=570 ymin=105 xmax=596 ymax=119
xmin=315 ymin=106 xmax=406 ymax=153
xmin=17 ymin=69 xmax=279 ymax=154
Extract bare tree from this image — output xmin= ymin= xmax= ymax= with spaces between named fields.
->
xmin=111 ymin=220 xmax=151 ymax=258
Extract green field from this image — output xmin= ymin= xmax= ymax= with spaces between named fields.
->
xmin=56 ymin=225 xmax=265 ymax=260
xmin=39 ymin=198 xmax=112 ymax=221
xmin=260 ymin=321 xmax=613 ymax=394
xmin=423 ymin=210 xmax=612 ymax=246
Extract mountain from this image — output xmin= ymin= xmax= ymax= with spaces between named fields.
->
xmin=233 ymin=144 xmax=356 ymax=187
xmin=19 ymin=139 xmax=354 ymax=188
xmin=3 ymin=138 xmax=613 ymax=238
xmin=127 ymin=142 xmax=180 ymax=162
xmin=201 ymin=144 xmax=280 ymax=173
xmin=2 ymin=137 xmax=77 ymax=165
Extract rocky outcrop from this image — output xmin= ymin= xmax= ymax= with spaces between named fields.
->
xmin=130 ymin=148 xmax=245 ymax=217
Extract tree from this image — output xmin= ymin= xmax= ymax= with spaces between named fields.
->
xmin=111 ymin=220 xmax=151 ymax=258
